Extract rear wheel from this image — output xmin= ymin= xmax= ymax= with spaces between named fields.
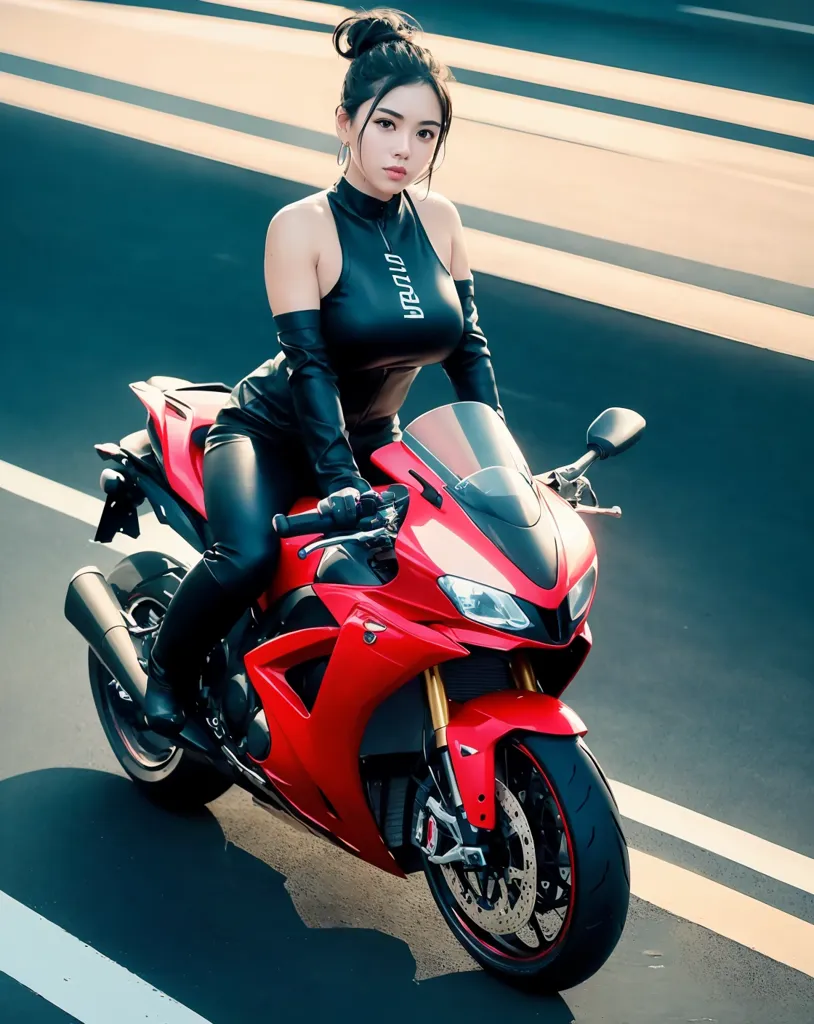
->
xmin=88 ymin=557 xmax=233 ymax=811
xmin=422 ymin=735 xmax=629 ymax=992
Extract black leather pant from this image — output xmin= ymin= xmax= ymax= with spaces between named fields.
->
xmin=149 ymin=424 xmax=387 ymax=690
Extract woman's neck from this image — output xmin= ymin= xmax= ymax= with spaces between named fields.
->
xmin=342 ymin=164 xmax=399 ymax=204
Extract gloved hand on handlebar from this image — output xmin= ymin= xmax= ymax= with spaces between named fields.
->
xmin=317 ymin=486 xmax=363 ymax=530
xmin=317 ymin=486 xmax=386 ymax=531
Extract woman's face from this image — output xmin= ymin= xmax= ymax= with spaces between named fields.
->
xmin=338 ymin=81 xmax=445 ymax=196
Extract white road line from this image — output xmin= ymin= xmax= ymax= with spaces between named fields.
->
xmin=0 ymin=892 xmax=215 ymax=1024
xmin=0 ymin=457 xmax=199 ymax=564
xmin=3 ymin=456 xmax=814 ymax=904
xmin=679 ymin=6 xmax=814 ymax=34
xmin=1 ymin=74 xmax=811 ymax=358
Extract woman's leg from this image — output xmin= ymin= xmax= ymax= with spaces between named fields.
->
xmin=144 ymin=432 xmax=308 ymax=734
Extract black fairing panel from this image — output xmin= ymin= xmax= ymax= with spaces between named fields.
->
xmin=455 ymin=501 xmax=559 ymax=591
xmin=512 ymin=594 xmax=585 ymax=646
xmin=359 ymin=676 xmax=426 ymax=757
xmin=316 ymin=543 xmax=383 ymax=586
xmin=265 ymin=585 xmax=339 ymax=638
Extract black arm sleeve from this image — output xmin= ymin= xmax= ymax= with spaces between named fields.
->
xmin=275 ymin=309 xmax=369 ymax=497
xmin=442 ymin=278 xmax=505 ymax=421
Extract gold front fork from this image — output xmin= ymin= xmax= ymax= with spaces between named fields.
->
xmin=424 ymin=653 xmax=536 ymax=748
xmin=511 ymin=651 xmax=538 ymax=692
xmin=423 ymin=665 xmax=449 ymax=748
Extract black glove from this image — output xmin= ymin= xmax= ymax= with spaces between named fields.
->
xmin=317 ymin=486 xmax=364 ymax=530
xmin=357 ymin=488 xmax=388 ymax=519
xmin=317 ymin=487 xmax=389 ymax=530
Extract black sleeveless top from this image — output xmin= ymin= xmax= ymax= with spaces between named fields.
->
xmin=212 ymin=175 xmax=501 ymax=493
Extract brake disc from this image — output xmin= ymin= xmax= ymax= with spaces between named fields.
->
xmin=441 ymin=779 xmax=537 ymax=935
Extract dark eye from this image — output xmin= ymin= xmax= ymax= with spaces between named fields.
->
xmin=375 ymin=118 xmax=395 ymax=130
xmin=418 ymin=129 xmax=436 ymax=140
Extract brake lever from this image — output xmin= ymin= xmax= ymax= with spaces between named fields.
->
xmin=297 ymin=525 xmax=393 ymax=560
xmin=575 ymin=504 xmax=622 ymax=518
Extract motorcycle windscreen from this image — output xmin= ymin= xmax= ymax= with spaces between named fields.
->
xmin=402 ymin=403 xmax=559 ymax=589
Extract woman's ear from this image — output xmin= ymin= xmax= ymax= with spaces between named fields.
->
xmin=335 ymin=105 xmax=351 ymax=139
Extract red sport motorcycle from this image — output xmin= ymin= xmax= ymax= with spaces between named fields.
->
xmin=64 ymin=374 xmax=644 ymax=992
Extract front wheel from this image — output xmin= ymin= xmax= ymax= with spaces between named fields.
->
xmin=422 ymin=735 xmax=629 ymax=992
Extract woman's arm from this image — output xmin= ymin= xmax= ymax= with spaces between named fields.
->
xmin=440 ymin=198 xmax=505 ymax=421
xmin=264 ymin=205 xmax=369 ymax=497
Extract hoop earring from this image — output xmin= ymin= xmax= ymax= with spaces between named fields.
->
xmin=336 ymin=141 xmax=350 ymax=167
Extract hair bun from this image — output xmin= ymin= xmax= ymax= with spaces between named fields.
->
xmin=333 ymin=8 xmax=420 ymax=62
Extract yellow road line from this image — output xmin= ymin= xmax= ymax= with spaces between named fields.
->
xmin=203 ymin=0 xmax=814 ymax=138
xmin=2 ymin=0 xmax=812 ymax=286
xmin=2 ymin=72 xmax=811 ymax=359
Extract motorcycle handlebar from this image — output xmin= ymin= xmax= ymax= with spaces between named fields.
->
xmin=273 ymin=490 xmax=398 ymax=540
xmin=272 ymin=510 xmax=336 ymax=539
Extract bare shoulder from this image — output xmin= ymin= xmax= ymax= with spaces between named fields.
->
xmin=266 ymin=191 xmax=332 ymax=252
xmin=406 ymin=187 xmax=462 ymax=229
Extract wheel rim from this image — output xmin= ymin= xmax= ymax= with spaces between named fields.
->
xmin=430 ymin=741 xmax=575 ymax=963
xmin=99 ymin=595 xmax=177 ymax=770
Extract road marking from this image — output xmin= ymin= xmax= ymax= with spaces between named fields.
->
xmin=629 ymin=850 xmax=814 ymax=977
xmin=463 ymin=228 xmax=813 ymax=359
xmin=450 ymin=86 xmax=814 ymax=194
xmin=2 ymin=0 xmax=812 ymax=139
xmin=1 ymin=73 xmax=811 ymax=358
xmin=3 ymin=0 xmax=813 ymax=293
xmin=0 ymin=457 xmax=199 ymax=564
xmin=612 ymin=781 xmax=814 ymax=896
xmin=0 ymin=891 xmax=215 ymax=1024
xmin=679 ymin=6 xmax=814 ymax=34
xmin=197 ymin=0 xmax=814 ymax=138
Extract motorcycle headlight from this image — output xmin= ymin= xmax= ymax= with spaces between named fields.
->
xmin=567 ymin=563 xmax=597 ymax=621
xmin=438 ymin=575 xmax=531 ymax=631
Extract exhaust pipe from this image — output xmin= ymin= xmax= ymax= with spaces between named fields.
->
xmin=64 ymin=567 xmax=225 ymax=760
xmin=64 ymin=566 xmax=148 ymax=705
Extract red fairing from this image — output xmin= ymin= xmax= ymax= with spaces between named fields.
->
xmin=135 ymin=393 xmax=600 ymax=871
xmin=129 ymin=382 xmax=229 ymax=518
xmin=446 ymin=691 xmax=588 ymax=830
xmin=371 ymin=442 xmax=598 ymax=611
xmin=245 ymin=604 xmax=468 ymax=876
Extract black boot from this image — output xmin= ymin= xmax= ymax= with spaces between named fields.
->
xmin=143 ymin=651 xmax=186 ymax=737
xmin=141 ymin=557 xmax=251 ymax=738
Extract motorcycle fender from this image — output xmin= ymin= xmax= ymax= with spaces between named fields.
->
xmin=446 ymin=691 xmax=587 ymax=831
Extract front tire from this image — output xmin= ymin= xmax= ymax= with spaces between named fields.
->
xmin=422 ymin=734 xmax=629 ymax=992
xmin=88 ymin=554 xmax=233 ymax=811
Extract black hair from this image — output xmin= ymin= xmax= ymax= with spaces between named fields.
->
xmin=332 ymin=8 xmax=454 ymax=191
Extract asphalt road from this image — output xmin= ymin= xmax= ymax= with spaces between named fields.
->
xmin=1 ymin=1 xmax=813 ymax=1021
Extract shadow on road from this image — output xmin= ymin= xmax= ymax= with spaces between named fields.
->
xmin=0 ymin=769 xmax=576 ymax=1024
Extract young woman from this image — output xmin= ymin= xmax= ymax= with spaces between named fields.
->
xmin=144 ymin=7 xmax=505 ymax=734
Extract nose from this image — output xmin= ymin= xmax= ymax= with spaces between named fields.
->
xmin=393 ymin=130 xmax=411 ymax=162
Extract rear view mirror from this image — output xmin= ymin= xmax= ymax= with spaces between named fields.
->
xmin=587 ymin=408 xmax=646 ymax=460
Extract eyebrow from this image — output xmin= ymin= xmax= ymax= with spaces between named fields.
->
xmin=377 ymin=107 xmax=442 ymax=128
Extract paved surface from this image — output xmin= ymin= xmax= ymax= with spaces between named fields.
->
xmin=0 ymin=1 xmax=812 ymax=1021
